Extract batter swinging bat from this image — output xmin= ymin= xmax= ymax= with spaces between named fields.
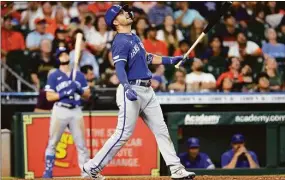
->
xmin=175 ymin=1 xmax=233 ymax=68
xmin=72 ymin=33 xmax=83 ymax=81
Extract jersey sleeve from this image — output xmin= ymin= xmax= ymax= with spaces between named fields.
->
xmin=221 ymin=152 xmax=231 ymax=168
xmin=44 ymin=73 xmax=56 ymax=92
xmin=78 ymin=72 xmax=89 ymax=90
xmin=250 ymin=151 xmax=260 ymax=166
xmin=203 ymin=154 xmax=215 ymax=169
xmin=111 ymin=38 xmax=130 ymax=64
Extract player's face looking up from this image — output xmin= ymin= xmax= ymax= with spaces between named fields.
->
xmin=113 ymin=10 xmax=133 ymax=29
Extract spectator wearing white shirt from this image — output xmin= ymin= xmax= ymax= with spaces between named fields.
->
xmin=228 ymin=32 xmax=262 ymax=61
xmin=186 ymin=58 xmax=216 ymax=92
xmin=21 ymin=2 xmax=44 ymax=31
xmin=156 ymin=15 xmax=184 ymax=56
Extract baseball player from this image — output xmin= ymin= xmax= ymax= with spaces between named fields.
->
xmin=83 ymin=5 xmax=196 ymax=180
xmin=43 ymin=47 xmax=95 ymax=178
xmin=179 ymin=137 xmax=215 ymax=169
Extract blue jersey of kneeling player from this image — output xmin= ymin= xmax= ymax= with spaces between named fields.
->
xmin=179 ymin=152 xmax=214 ymax=169
xmin=45 ymin=69 xmax=88 ymax=106
xmin=111 ymin=33 xmax=152 ymax=80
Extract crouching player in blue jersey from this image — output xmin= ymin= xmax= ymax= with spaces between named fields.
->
xmin=42 ymin=47 xmax=102 ymax=178
xmin=83 ymin=5 xmax=196 ymax=180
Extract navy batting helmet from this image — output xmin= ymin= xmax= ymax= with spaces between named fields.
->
xmin=105 ymin=4 xmax=133 ymax=30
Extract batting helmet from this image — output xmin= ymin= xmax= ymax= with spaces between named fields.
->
xmin=105 ymin=4 xmax=134 ymax=30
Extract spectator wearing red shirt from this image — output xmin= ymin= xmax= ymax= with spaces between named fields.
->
xmin=1 ymin=15 xmax=25 ymax=61
xmin=88 ymin=2 xmax=112 ymax=16
xmin=46 ymin=6 xmax=67 ymax=35
xmin=1 ymin=2 xmax=21 ymax=22
xmin=217 ymin=57 xmax=244 ymax=89
xmin=143 ymin=26 xmax=168 ymax=56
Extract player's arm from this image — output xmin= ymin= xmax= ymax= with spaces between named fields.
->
xmin=45 ymin=74 xmax=69 ymax=102
xmin=145 ymin=53 xmax=183 ymax=65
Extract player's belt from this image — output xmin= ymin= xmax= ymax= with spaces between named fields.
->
xmin=129 ymin=79 xmax=151 ymax=87
xmin=55 ymin=102 xmax=77 ymax=109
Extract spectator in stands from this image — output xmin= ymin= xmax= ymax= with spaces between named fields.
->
xmin=247 ymin=4 xmax=269 ymax=46
xmin=147 ymin=2 xmax=173 ymax=27
xmin=87 ymin=2 xmax=112 ymax=16
xmin=82 ymin=13 xmax=97 ymax=47
xmin=221 ymin=133 xmax=260 ymax=169
xmin=277 ymin=17 xmax=285 ymax=44
xmin=20 ymin=2 xmax=44 ymax=31
xmin=81 ymin=65 xmax=96 ymax=88
xmin=1 ymin=15 xmax=25 ymax=61
xmin=76 ymin=2 xmax=90 ymax=23
xmin=263 ymin=57 xmax=283 ymax=92
xmin=234 ymin=2 xmax=256 ymax=30
xmin=202 ymin=36 xmax=228 ymax=78
xmin=1 ymin=2 xmax=21 ymax=23
xmin=228 ymin=32 xmax=262 ymax=61
xmin=42 ymin=2 xmax=54 ymax=20
xmin=30 ymin=39 xmax=56 ymax=90
xmin=174 ymin=40 xmax=195 ymax=58
xmin=46 ymin=6 xmax=68 ymax=35
xmin=220 ymin=77 xmax=234 ymax=93
xmin=34 ymin=68 xmax=56 ymax=112
xmin=255 ymin=72 xmax=271 ymax=93
xmin=143 ymin=26 xmax=168 ymax=56
xmin=157 ymin=15 xmax=184 ymax=56
xmin=133 ymin=2 xmax=157 ymax=14
xmin=215 ymin=12 xmax=241 ymax=48
xmin=168 ymin=68 xmax=187 ymax=92
xmin=179 ymin=137 xmax=215 ymax=169
xmin=174 ymin=2 xmax=205 ymax=28
xmin=151 ymin=65 xmax=167 ymax=92
xmin=188 ymin=19 xmax=208 ymax=57
xmin=87 ymin=15 xmax=114 ymax=56
xmin=186 ymin=58 xmax=216 ymax=92
xmin=265 ymin=2 xmax=283 ymax=28
xmin=240 ymin=64 xmax=255 ymax=92
xmin=262 ymin=28 xmax=285 ymax=60
xmin=102 ymin=69 xmax=120 ymax=88
xmin=26 ymin=18 xmax=54 ymax=51
xmin=69 ymin=37 xmax=99 ymax=78
xmin=132 ymin=17 xmax=150 ymax=41
xmin=217 ymin=57 xmax=244 ymax=90
xmin=51 ymin=27 xmax=69 ymax=56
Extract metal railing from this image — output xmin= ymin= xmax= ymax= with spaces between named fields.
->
xmin=0 ymin=61 xmax=37 ymax=92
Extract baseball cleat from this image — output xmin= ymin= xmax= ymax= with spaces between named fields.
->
xmin=83 ymin=164 xmax=105 ymax=180
xmin=42 ymin=169 xmax=53 ymax=178
xmin=171 ymin=168 xmax=196 ymax=179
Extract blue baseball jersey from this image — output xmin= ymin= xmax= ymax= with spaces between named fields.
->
xmin=111 ymin=33 xmax=152 ymax=80
xmin=44 ymin=69 xmax=88 ymax=106
xmin=221 ymin=149 xmax=259 ymax=168
xmin=179 ymin=152 xmax=214 ymax=169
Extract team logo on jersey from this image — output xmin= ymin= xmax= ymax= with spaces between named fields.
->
xmin=131 ymin=44 xmax=140 ymax=58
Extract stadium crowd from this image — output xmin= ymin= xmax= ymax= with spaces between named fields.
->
xmin=1 ymin=1 xmax=285 ymax=93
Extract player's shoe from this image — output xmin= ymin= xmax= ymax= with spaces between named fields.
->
xmin=43 ymin=170 xmax=53 ymax=178
xmin=171 ymin=168 xmax=196 ymax=179
xmin=83 ymin=164 xmax=105 ymax=180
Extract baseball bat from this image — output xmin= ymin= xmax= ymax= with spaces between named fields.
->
xmin=175 ymin=1 xmax=233 ymax=69
xmin=72 ymin=33 xmax=83 ymax=81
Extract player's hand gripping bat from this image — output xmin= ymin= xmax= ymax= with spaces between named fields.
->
xmin=72 ymin=33 xmax=83 ymax=81
xmin=175 ymin=1 xmax=233 ymax=68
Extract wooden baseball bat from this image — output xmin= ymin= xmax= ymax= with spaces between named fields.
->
xmin=72 ymin=33 xmax=83 ymax=81
xmin=175 ymin=1 xmax=233 ymax=69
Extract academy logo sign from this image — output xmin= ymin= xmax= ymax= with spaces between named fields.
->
xmin=184 ymin=114 xmax=220 ymax=125
xmin=235 ymin=114 xmax=285 ymax=123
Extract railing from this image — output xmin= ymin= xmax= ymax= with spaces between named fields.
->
xmin=0 ymin=61 xmax=37 ymax=92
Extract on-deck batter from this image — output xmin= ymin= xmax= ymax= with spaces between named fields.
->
xmin=83 ymin=5 xmax=196 ymax=180
xmin=43 ymin=47 xmax=95 ymax=178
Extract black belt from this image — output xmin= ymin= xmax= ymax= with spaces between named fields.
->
xmin=129 ymin=79 xmax=151 ymax=87
xmin=55 ymin=102 xmax=77 ymax=109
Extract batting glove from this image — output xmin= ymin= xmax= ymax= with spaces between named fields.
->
xmin=123 ymin=84 xmax=138 ymax=101
xmin=162 ymin=56 xmax=183 ymax=65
